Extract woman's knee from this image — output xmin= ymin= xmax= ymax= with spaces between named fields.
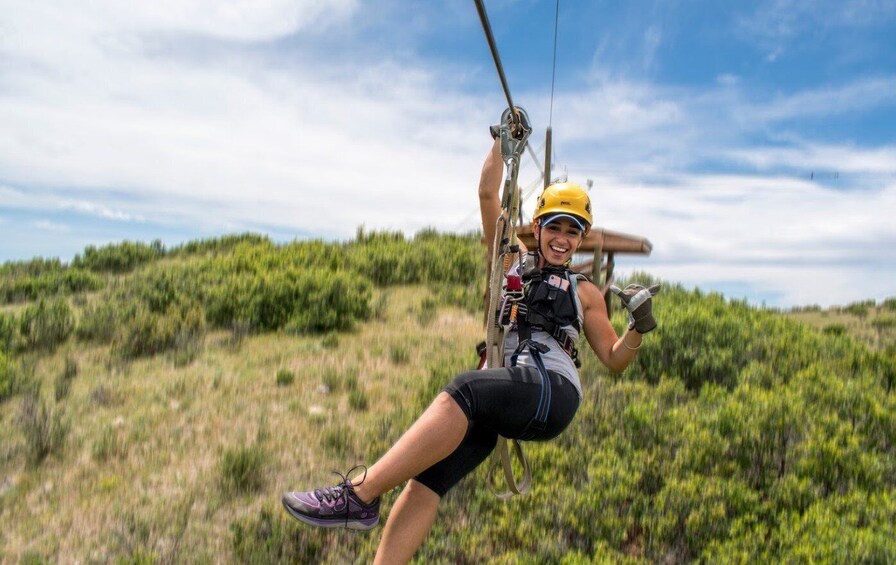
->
xmin=405 ymin=478 xmax=442 ymax=501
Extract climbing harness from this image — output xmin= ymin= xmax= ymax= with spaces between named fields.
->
xmin=482 ymin=106 xmax=534 ymax=499
xmin=474 ymin=0 xmax=569 ymax=499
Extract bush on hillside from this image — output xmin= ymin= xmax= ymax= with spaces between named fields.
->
xmin=18 ymin=388 xmax=68 ymax=466
xmin=0 ymin=268 xmax=102 ymax=304
xmin=75 ymin=300 xmax=119 ymax=343
xmin=842 ymin=299 xmax=875 ymax=318
xmin=111 ymin=302 xmax=205 ymax=361
xmin=0 ymin=312 xmax=16 ymax=352
xmin=206 ymin=268 xmax=370 ymax=334
xmin=168 ymin=232 xmax=270 ymax=257
xmin=72 ymin=240 xmax=163 ymax=273
xmin=0 ymin=350 xmax=15 ymax=402
xmin=19 ymin=298 xmax=74 ymax=352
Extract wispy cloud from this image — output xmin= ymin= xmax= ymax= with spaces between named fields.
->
xmin=31 ymin=220 xmax=71 ymax=233
xmin=0 ymin=1 xmax=892 ymax=307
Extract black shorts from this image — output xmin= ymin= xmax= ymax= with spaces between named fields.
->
xmin=413 ymin=365 xmax=580 ymax=497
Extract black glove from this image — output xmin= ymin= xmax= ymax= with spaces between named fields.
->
xmin=610 ymin=284 xmax=661 ymax=333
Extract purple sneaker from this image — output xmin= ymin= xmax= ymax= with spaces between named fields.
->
xmin=282 ymin=466 xmax=380 ymax=531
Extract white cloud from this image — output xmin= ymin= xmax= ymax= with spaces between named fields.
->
xmin=0 ymin=2 xmax=893 ymax=307
xmin=31 ymin=220 xmax=71 ymax=233
xmin=0 ymin=1 xmax=492 ymax=239
xmin=726 ymin=143 xmax=896 ymax=175
xmin=755 ymin=77 xmax=896 ymax=123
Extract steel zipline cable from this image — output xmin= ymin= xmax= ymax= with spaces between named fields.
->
xmin=548 ymin=0 xmax=560 ymax=128
xmin=473 ymin=0 xmax=516 ymax=114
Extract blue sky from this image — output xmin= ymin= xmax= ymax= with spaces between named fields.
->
xmin=1 ymin=0 xmax=894 ymax=307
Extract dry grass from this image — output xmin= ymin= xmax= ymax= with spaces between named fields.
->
xmin=786 ymin=304 xmax=896 ymax=350
xmin=0 ymin=286 xmax=481 ymax=562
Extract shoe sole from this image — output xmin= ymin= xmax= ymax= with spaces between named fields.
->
xmin=281 ymin=498 xmax=379 ymax=531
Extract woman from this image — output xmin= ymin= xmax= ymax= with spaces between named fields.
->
xmin=282 ymin=136 xmax=658 ymax=564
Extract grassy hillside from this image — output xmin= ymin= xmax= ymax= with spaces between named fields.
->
xmin=1 ymin=234 xmax=894 ymax=563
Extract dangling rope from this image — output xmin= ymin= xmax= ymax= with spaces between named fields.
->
xmin=473 ymin=0 xmax=535 ymax=499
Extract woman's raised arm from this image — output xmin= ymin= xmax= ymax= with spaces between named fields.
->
xmin=478 ymin=138 xmax=504 ymax=260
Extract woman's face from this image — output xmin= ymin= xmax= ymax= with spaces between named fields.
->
xmin=535 ymin=217 xmax=584 ymax=265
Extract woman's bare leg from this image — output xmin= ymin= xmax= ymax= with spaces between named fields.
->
xmin=352 ymin=392 xmax=467 ymax=503
xmin=373 ymin=480 xmax=440 ymax=565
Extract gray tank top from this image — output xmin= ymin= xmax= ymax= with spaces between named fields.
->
xmin=502 ymin=258 xmax=584 ymax=399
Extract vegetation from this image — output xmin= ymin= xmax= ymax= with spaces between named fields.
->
xmin=0 ymin=232 xmax=893 ymax=563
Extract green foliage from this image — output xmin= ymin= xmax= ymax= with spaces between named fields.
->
xmin=72 ymin=240 xmax=163 ymax=273
xmin=169 ymin=232 xmax=270 ymax=257
xmin=219 ymin=444 xmax=268 ymax=495
xmin=54 ymin=356 xmax=78 ymax=402
xmin=0 ymin=312 xmax=16 ymax=352
xmin=203 ymin=253 xmax=370 ymax=334
xmin=275 ymin=368 xmax=295 ymax=387
xmin=0 ymin=267 xmax=101 ymax=304
xmin=0 ymin=350 xmax=14 ymax=402
xmin=389 ymin=343 xmax=410 ymax=364
xmin=415 ymin=296 xmax=439 ymax=327
xmin=92 ymin=425 xmax=128 ymax=462
xmin=18 ymin=388 xmax=68 ymax=466
xmin=75 ymin=300 xmax=119 ymax=343
xmin=349 ymin=387 xmax=369 ymax=411
xmin=230 ymin=506 xmax=323 ymax=564
xmin=842 ymin=299 xmax=875 ymax=318
xmin=345 ymin=227 xmax=482 ymax=286
xmin=111 ymin=302 xmax=205 ymax=361
xmin=882 ymin=296 xmax=896 ymax=311
xmin=321 ymin=367 xmax=358 ymax=393
xmin=19 ymin=298 xmax=74 ymax=352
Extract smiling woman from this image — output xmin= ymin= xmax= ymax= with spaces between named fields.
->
xmin=281 ymin=125 xmax=660 ymax=564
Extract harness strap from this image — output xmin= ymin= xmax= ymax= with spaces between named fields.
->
xmin=511 ymin=339 xmax=552 ymax=440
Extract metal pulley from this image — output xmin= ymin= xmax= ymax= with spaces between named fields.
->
xmin=497 ymin=106 xmax=531 ymax=164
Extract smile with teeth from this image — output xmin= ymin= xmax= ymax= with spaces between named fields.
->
xmin=550 ymin=245 xmax=568 ymax=254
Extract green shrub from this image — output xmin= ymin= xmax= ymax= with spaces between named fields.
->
xmin=321 ymin=367 xmax=358 ymax=393
xmin=92 ymin=425 xmax=128 ymax=462
xmin=882 ymin=297 xmax=896 ymax=311
xmin=219 ymin=444 xmax=268 ymax=495
xmin=170 ymin=232 xmax=270 ymax=257
xmin=823 ymin=323 xmax=847 ymax=336
xmin=18 ymin=389 xmax=68 ymax=465
xmin=111 ymin=303 xmax=205 ymax=361
xmin=0 ymin=350 xmax=14 ymax=402
xmin=320 ymin=331 xmax=339 ymax=349
xmin=19 ymin=298 xmax=74 ymax=351
xmin=843 ymin=300 xmax=874 ymax=318
xmin=76 ymin=300 xmax=118 ymax=343
xmin=72 ymin=240 xmax=163 ymax=273
xmin=0 ymin=312 xmax=16 ymax=352
xmin=389 ymin=343 xmax=410 ymax=364
xmin=230 ymin=507 xmax=323 ymax=564
xmin=54 ymin=356 xmax=78 ymax=402
xmin=349 ymin=388 xmax=369 ymax=411
xmin=415 ymin=296 xmax=439 ymax=327
xmin=276 ymin=369 xmax=295 ymax=387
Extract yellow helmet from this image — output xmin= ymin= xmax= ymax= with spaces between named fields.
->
xmin=533 ymin=182 xmax=592 ymax=234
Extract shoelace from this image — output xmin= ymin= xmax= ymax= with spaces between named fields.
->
xmin=312 ymin=465 xmax=369 ymax=528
